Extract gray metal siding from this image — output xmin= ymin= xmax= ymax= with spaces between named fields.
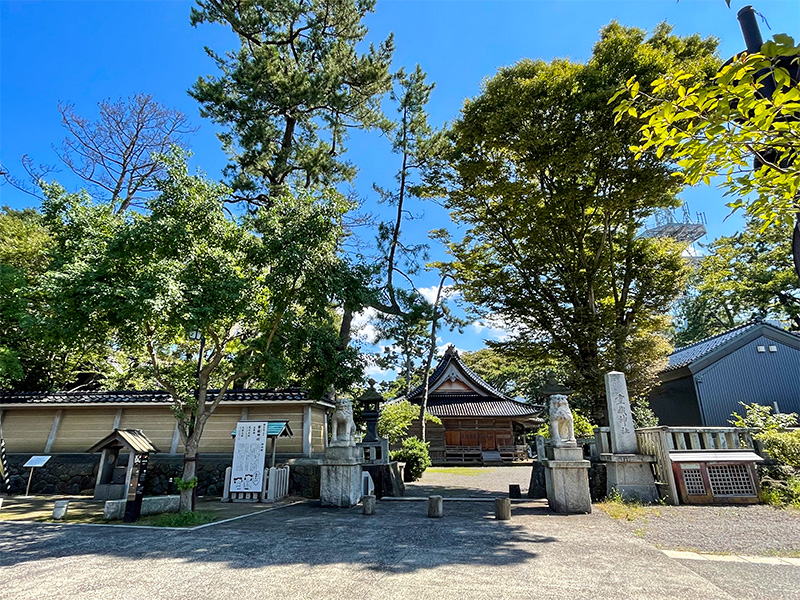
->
xmin=695 ymin=335 xmax=800 ymax=426
xmin=649 ymin=376 xmax=702 ymax=425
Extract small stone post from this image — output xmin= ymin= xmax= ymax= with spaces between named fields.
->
xmin=52 ymin=500 xmax=69 ymax=520
xmin=428 ymin=495 xmax=443 ymax=518
xmin=362 ymin=494 xmax=376 ymax=515
xmin=495 ymin=497 xmax=511 ymax=520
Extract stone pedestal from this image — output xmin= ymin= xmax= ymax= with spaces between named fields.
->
xmin=362 ymin=462 xmax=405 ymax=499
xmin=320 ymin=446 xmax=362 ymax=508
xmin=542 ymin=446 xmax=592 ymax=514
xmin=601 ymin=453 xmax=659 ymax=503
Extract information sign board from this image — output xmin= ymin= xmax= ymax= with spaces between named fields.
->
xmin=23 ymin=456 xmax=51 ymax=468
xmin=230 ymin=421 xmax=269 ymax=493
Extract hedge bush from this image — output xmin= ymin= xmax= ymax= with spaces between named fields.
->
xmin=391 ymin=436 xmax=431 ymax=481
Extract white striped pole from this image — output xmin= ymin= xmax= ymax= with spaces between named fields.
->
xmin=0 ymin=425 xmax=10 ymax=493
xmin=0 ymin=420 xmax=10 ymax=493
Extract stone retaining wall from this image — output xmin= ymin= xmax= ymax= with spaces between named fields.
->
xmin=5 ymin=453 xmax=232 ymax=497
xmin=5 ymin=453 xmax=326 ymax=498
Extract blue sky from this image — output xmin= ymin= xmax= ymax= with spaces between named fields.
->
xmin=1 ymin=0 xmax=799 ymax=376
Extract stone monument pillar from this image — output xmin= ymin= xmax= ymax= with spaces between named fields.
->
xmin=600 ymin=372 xmax=658 ymax=503
xmin=539 ymin=378 xmax=592 ymax=514
xmin=320 ymin=395 xmax=362 ymax=507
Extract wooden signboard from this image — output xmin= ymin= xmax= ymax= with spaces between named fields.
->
xmin=230 ymin=421 xmax=269 ymax=493
xmin=123 ymin=452 xmax=149 ymax=523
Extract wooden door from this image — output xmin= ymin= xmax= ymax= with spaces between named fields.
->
xmin=479 ymin=431 xmax=496 ymax=450
xmin=445 ymin=430 xmax=461 ymax=446
xmin=460 ymin=430 xmax=479 ymax=447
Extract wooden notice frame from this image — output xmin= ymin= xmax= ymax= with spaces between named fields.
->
xmin=230 ymin=421 xmax=269 ymax=493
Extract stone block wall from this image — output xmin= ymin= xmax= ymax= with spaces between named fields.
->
xmin=5 ymin=453 xmax=233 ymax=497
xmin=288 ymin=461 xmax=321 ymax=498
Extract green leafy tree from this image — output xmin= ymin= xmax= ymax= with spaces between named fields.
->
xmin=675 ymin=217 xmax=800 ymax=345
xmin=614 ymin=34 xmax=800 ymax=227
xmin=460 ymin=347 xmax=547 ymax=401
xmin=0 ymin=207 xmax=112 ymax=390
xmin=440 ymin=23 xmax=716 ymax=423
xmin=41 ymin=153 xmax=359 ymax=511
xmin=377 ymin=399 xmax=440 ymax=445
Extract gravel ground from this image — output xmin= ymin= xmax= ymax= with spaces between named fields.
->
xmin=607 ymin=503 xmax=800 ymax=556
xmin=410 ymin=466 xmax=800 ymax=557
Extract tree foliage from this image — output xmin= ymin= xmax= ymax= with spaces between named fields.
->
xmin=40 ymin=152 xmax=361 ymax=510
xmin=440 ymin=23 xmax=716 ymax=423
xmin=377 ymin=398 xmax=440 ymax=445
xmin=190 ymin=0 xmax=394 ymax=203
xmin=614 ymin=34 xmax=800 ymax=227
xmin=675 ymin=217 xmax=800 ymax=346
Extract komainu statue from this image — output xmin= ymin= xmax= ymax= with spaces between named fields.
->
xmin=330 ymin=395 xmax=357 ymax=447
xmin=549 ymin=394 xmax=576 ymax=447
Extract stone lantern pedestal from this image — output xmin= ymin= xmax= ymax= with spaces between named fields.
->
xmin=542 ymin=445 xmax=592 ymax=514
xmin=320 ymin=445 xmax=363 ymax=508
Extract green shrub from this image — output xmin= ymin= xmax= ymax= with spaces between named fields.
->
xmin=534 ymin=409 xmax=595 ymax=439
xmin=760 ymin=476 xmax=800 ymax=509
xmin=391 ymin=436 xmax=431 ymax=481
xmin=729 ymin=402 xmax=799 ymax=431
xmin=757 ymin=429 xmax=800 ymax=469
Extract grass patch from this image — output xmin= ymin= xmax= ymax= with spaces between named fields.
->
xmin=425 ymin=467 xmax=489 ymax=476
xmin=596 ymin=490 xmax=662 ymax=522
xmin=760 ymin=549 xmax=800 ymax=558
xmin=141 ymin=510 xmax=217 ymax=528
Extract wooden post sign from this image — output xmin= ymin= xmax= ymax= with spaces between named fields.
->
xmin=123 ymin=452 xmax=149 ymax=523
xmin=230 ymin=422 xmax=269 ymax=494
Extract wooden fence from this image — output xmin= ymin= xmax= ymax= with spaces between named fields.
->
xmin=594 ymin=426 xmax=759 ymax=505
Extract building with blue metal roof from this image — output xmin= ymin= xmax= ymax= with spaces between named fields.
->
xmin=650 ymin=321 xmax=800 ymax=426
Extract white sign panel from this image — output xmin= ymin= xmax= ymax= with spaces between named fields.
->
xmin=230 ymin=421 xmax=269 ymax=493
xmin=23 ymin=456 xmax=51 ymax=468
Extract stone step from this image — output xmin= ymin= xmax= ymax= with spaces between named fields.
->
xmin=481 ymin=450 xmax=503 ymax=463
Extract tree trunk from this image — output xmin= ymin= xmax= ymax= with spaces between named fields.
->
xmin=180 ymin=440 xmax=199 ymax=513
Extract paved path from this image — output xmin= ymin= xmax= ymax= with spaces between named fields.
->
xmin=1 ymin=498 xmax=798 ymax=600
xmin=405 ymin=465 xmax=532 ymax=498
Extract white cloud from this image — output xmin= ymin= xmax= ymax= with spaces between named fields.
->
xmin=364 ymin=363 xmax=397 ymax=382
xmin=352 ymin=307 xmax=379 ymax=344
xmin=471 ymin=313 xmax=520 ymax=342
xmin=417 ymin=284 xmax=459 ymax=305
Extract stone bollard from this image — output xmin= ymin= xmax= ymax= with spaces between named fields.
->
xmin=509 ymin=484 xmax=522 ymax=499
xmin=362 ymin=494 xmax=376 ymax=516
xmin=52 ymin=500 xmax=69 ymax=520
xmin=495 ymin=497 xmax=511 ymax=521
xmin=428 ymin=495 xmax=443 ymax=518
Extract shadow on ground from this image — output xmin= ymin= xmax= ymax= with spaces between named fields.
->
xmin=0 ymin=500 xmax=558 ymax=574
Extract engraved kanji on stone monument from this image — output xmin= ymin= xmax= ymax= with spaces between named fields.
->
xmin=604 ymin=371 xmax=638 ymax=454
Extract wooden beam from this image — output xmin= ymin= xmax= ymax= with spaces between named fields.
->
xmin=44 ymin=410 xmax=63 ymax=453
xmin=302 ymin=405 xmax=312 ymax=457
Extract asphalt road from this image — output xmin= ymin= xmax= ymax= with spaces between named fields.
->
xmin=1 ymin=497 xmax=798 ymax=600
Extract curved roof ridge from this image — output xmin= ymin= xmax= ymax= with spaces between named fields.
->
xmin=407 ymin=345 xmax=513 ymax=401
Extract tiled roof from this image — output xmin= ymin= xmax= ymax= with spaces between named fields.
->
xmin=666 ymin=321 xmax=766 ymax=371
xmin=408 ymin=346 xmax=512 ymax=401
xmin=0 ymin=388 xmax=310 ymax=405
xmin=416 ymin=395 xmax=543 ymax=419
xmin=87 ymin=429 xmax=160 ymax=453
